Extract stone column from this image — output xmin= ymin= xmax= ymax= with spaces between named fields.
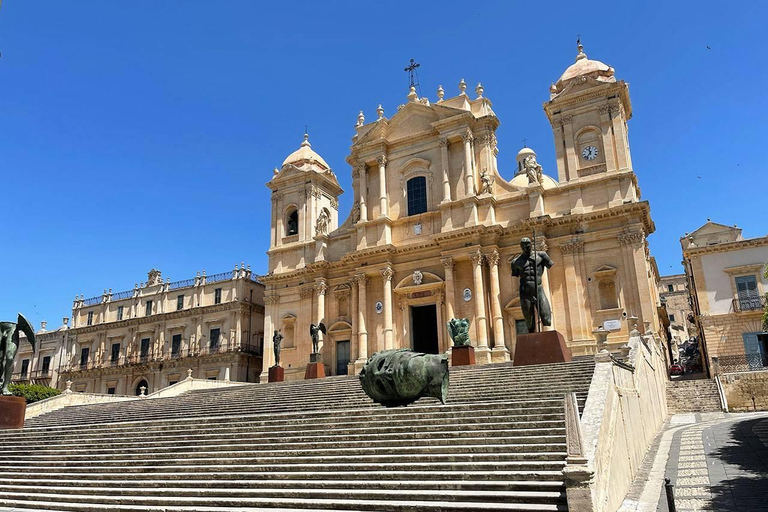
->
xmin=315 ymin=278 xmax=327 ymax=351
xmin=469 ymin=250 xmax=489 ymax=348
xmin=486 ymin=249 xmax=508 ymax=360
xmin=357 ymin=164 xmax=368 ymax=222
xmin=441 ymin=257 xmax=456 ymax=322
xmin=377 ymin=155 xmax=388 ymax=218
xmin=561 ymin=241 xmax=587 ymax=342
xmin=439 ymin=138 xmax=451 ymax=202
xmin=462 ymin=130 xmax=474 ymax=196
xmin=561 ymin=117 xmax=577 ymax=181
xmin=381 ymin=266 xmax=395 ymax=350
xmin=355 ymin=274 xmax=369 ymax=363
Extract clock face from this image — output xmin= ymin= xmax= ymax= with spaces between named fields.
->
xmin=582 ymin=146 xmax=599 ymax=161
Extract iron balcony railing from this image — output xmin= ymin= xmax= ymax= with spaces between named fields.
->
xmin=717 ymin=354 xmax=768 ymax=373
xmin=82 ymin=296 xmax=102 ymax=306
xmin=112 ymin=289 xmax=134 ymax=300
xmin=206 ymin=272 xmax=231 ymax=284
xmin=169 ymin=278 xmax=195 ymax=290
xmin=732 ymin=295 xmax=768 ymax=313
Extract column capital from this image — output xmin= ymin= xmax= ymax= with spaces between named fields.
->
xmin=441 ymin=256 xmax=454 ymax=270
xmin=381 ymin=266 xmax=395 ymax=282
xmin=618 ymin=231 xmax=645 ymax=246
xmin=353 ymin=273 xmax=369 ymax=286
xmin=263 ymin=294 xmax=280 ymax=306
xmin=300 ymin=287 xmax=315 ymax=299
xmin=377 ymin=154 xmax=388 ymax=166
xmin=560 ymin=240 xmax=584 ymax=254
xmin=485 ymin=249 xmax=500 ymax=267
xmin=461 ymin=129 xmax=474 ymax=143
xmin=438 ymin=137 xmax=450 ymax=148
xmin=469 ymin=250 xmax=484 ymax=267
xmin=314 ymin=278 xmax=328 ymax=295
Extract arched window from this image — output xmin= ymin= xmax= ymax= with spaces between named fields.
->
xmin=598 ymin=279 xmax=619 ymax=310
xmin=286 ymin=208 xmax=299 ymax=236
xmin=407 ymin=176 xmax=427 ymax=216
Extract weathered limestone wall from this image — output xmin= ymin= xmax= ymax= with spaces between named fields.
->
xmin=577 ymin=332 xmax=668 ymax=512
xmin=720 ymin=371 xmax=768 ymax=412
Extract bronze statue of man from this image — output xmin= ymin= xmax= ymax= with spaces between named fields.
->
xmin=511 ymin=237 xmax=554 ymax=333
xmin=0 ymin=313 xmax=36 ymax=395
xmin=272 ymin=330 xmax=283 ymax=366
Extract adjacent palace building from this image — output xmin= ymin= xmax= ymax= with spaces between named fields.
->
xmin=59 ymin=267 xmax=265 ymax=395
xmin=261 ymin=43 xmax=662 ymax=381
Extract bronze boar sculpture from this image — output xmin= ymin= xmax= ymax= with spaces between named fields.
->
xmin=359 ymin=348 xmax=449 ymax=407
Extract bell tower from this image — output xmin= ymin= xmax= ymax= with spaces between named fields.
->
xmin=544 ymin=42 xmax=634 ymax=183
xmin=266 ymin=133 xmax=343 ymax=272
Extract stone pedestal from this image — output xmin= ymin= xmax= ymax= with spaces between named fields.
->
xmin=0 ymin=396 xmax=26 ymax=429
xmin=514 ymin=331 xmax=572 ymax=366
xmin=452 ymin=345 xmax=476 ymax=366
xmin=304 ymin=362 xmax=326 ymax=380
xmin=268 ymin=365 xmax=284 ymax=383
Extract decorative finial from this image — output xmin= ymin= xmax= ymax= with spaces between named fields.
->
xmin=357 ymin=110 xmax=365 ymax=127
xmin=187 ymin=368 xmax=193 ymax=379
xmin=550 ymin=83 xmax=557 ymax=94
xmin=475 ymin=82 xmax=484 ymax=99
xmin=407 ymin=86 xmax=417 ymax=102
xmin=376 ymin=104 xmax=384 ymax=119
xmin=301 ymin=131 xmax=310 ymax=147
xmin=458 ymin=78 xmax=467 ymax=95
xmin=437 ymin=85 xmax=444 ymax=102
xmin=576 ymin=36 xmax=587 ymax=61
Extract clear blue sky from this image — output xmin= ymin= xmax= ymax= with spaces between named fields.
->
xmin=1 ymin=1 xmax=766 ymax=329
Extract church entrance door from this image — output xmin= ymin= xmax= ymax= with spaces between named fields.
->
xmin=411 ymin=305 xmax=439 ymax=354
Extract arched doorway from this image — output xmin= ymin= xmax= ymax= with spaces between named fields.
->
xmin=135 ymin=379 xmax=149 ymax=396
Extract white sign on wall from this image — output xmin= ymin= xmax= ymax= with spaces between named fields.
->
xmin=603 ymin=319 xmax=622 ymax=331
xmin=463 ymin=288 xmax=472 ymax=302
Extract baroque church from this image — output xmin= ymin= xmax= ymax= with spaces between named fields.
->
xmin=261 ymin=43 xmax=659 ymax=381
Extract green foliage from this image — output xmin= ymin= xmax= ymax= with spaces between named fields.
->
xmin=8 ymin=383 xmax=62 ymax=404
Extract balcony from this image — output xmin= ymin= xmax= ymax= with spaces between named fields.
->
xmin=716 ymin=354 xmax=768 ymax=373
xmin=732 ymin=295 xmax=768 ymax=313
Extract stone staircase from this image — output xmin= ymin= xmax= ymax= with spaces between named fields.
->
xmin=666 ymin=379 xmax=723 ymax=413
xmin=0 ymin=359 xmax=596 ymax=512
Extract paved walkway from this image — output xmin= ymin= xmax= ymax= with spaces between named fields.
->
xmin=620 ymin=412 xmax=768 ymax=511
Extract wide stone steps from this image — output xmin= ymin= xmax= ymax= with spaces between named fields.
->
xmin=0 ymin=359 xmax=595 ymax=511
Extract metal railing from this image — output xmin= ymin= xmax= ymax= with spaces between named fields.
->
xmin=732 ymin=295 xmax=767 ymax=313
xmin=82 ymin=296 xmax=102 ymax=306
xmin=717 ymin=354 xmax=768 ymax=373
xmin=207 ymin=272 xmax=231 ymax=284
xmin=112 ymin=289 xmax=134 ymax=300
xmin=169 ymin=278 xmax=195 ymax=290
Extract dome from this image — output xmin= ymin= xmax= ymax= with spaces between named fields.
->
xmin=516 ymin=147 xmax=536 ymax=163
xmin=510 ymin=173 xmax=558 ymax=191
xmin=511 ymin=146 xmax=558 ymax=190
xmin=281 ymin=133 xmax=330 ymax=170
xmin=554 ymin=42 xmax=615 ymax=91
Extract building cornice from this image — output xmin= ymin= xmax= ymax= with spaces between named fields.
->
xmin=683 ymin=235 xmax=768 ymax=258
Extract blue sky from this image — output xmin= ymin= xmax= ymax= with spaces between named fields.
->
xmin=1 ymin=1 xmax=766 ymax=329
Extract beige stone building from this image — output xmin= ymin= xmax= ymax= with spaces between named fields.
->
xmin=682 ymin=221 xmax=768 ymax=373
xmin=11 ymin=318 xmax=71 ymax=390
xmin=659 ymin=274 xmax=693 ymax=346
xmin=261 ymin=43 xmax=663 ymax=381
xmin=60 ymin=266 xmax=265 ymax=394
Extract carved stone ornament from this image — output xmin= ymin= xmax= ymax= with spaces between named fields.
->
xmin=522 ymin=155 xmax=544 ymax=184
xmin=351 ymin=201 xmax=361 ymax=223
xmin=412 ymin=270 xmax=423 ymax=285
xmin=479 ymin=169 xmax=494 ymax=194
xmin=438 ymin=138 xmax=449 ymax=149
xmin=463 ymin=288 xmax=472 ymax=302
xmin=147 ymin=269 xmax=163 ymax=287
xmin=469 ymin=250 xmax=484 ymax=267
xmin=618 ymin=232 xmax=644 ymax=246
xmin=485 ymin=249 xmax=500 ymax=267
xmin=377 ymin=154 xmax=388 ymax=167
xmin=375 ymin=301 xmax=384 ymax=314
xmin=381 ymin=267 xmax=395 ymax=282
xmin=315 ymin=207 xmax=331 ymax=236
xmin=441 ymin=257 xmax=454 ymax=270
xmin=314 ymin=279 xmax=328 ymax=296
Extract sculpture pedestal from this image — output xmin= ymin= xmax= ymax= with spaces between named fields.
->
xmin=451 ymin=345 xmax=476 ymax=366
xmin=268 ymin=365 xmax=284 ymax=383
xmin=514 ymin=331 xmax=572 ymax=366
xmin=304 ymin=362 xmax=326 ymax=380
xmin=0 ymin=395 xmax=26 ymax=429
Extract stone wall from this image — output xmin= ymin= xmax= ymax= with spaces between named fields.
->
xmin=575 ymin=332 xmax=668 ymax=512
xmin=720 ymin=371 xmax=768 ymax=412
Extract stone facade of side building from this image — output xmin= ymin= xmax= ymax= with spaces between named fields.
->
xmin=682 ymin=220 xmax=768 ymax=374
xmin=59 ymin=266 xmax=265 ymax=395
xmin=11 ymin=318 xmax=72 ymax=390
xmin=261 ymin=43 xmax=663 ymax=381
xmin=659 ymin=273 xmax=693 ymax=346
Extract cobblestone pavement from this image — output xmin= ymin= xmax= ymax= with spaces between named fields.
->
xmin=620 ymin=412 xmax=768 ymax=512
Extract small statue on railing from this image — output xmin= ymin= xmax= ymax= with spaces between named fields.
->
xmin=447 ymin=318 xmax=471 ymax=347
xmin=272 ymin=330 xmax=283 ymax=366
xmin=0 ymin=313 xmax=36 ymax=395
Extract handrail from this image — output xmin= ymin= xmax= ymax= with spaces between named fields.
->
xmin=564 ymin=392 xmax=587 ymax=464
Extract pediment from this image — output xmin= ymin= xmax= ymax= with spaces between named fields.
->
xmin=688 ymin=221 xmax=739 ymax=237
xmin=384 ymin=103 xmax=440 ymax=142
xmin=504 ymin=297 xmax=521 ymax=310
xmin=594 ymin=264 xmax=618 ymax=278
xmin=394 ymin=270 xmax=443 ymax=291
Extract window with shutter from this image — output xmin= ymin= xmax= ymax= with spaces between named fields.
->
xmin=735 ymin=275 xmax=759 ymax=310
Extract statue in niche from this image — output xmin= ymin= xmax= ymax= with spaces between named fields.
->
xmin=479 ymin=169 xmax=494 ymax=194
xmin=511 ymin=237 xmax=554 ymax=333
xmin=0 ymin=314 xmax=36 ymax=395
xmin=523 ymin=155 xmax=544 ymax=184
xmin=447 ymin=318 xmax=471 ymax=347
xmin=351 ymin=201 xmax=361 ymax=223
xmin=315 ymin=208 xmax=331 ymax=236
xmin=272 ymin=330 xmax=283 ymax=366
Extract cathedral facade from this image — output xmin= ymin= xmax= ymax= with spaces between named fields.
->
xmin=261 ymin=44 xmax=660 ymax=381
